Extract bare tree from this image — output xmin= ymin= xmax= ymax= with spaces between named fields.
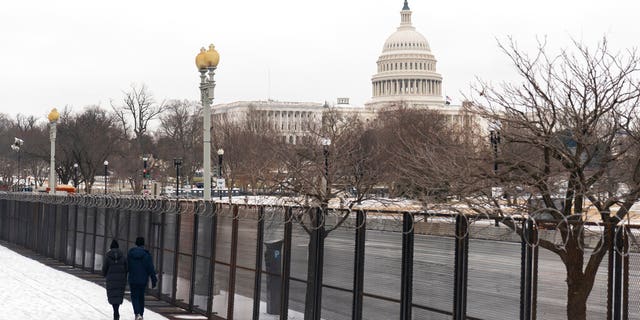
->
xmin=212 ymin=106 xmax=280 ymax=197
xmin=156 ymin=99 xmax=202 ymax=187
xmin=7 ymin=114 xmax=51 ymax=188
xmin=458 ymin=37 xmax=640 ymax=319
xmin=374 ymin=105 xmax=481 ymax=202
xmin=270 ymin=107 xmax=386 ymax=212
xmin=0 ymin=114 xmax=18 ymax=189
xmin=60 ymin=106 xmax=123 ymax=193
xmin=112 ymin=83 xmax=165 ymax=193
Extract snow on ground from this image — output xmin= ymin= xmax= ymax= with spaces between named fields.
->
xmin=0 ymin=243 xmax=307 ymax=320
xmin=0 ymin=244 xmax=167 ymax=320
xmin=209 ymin=290 xmax=308 ymax=320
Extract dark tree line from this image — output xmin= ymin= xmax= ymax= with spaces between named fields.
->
xmin=0 ymin=85 xmax=200 ymax=194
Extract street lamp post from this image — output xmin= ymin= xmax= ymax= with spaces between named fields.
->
xmin=143 ymin=156 xmax=148 ymax=193
xmin=103 ymin=160 xmax=109 ymax=194
xmin=490 ymin=130 xmax=501 ymax=173
xmin=48 ymin=108 xmax=60 ymax=194
xmin=11 ymin=137 xmax=24 ymax=191
xmin=174 ymin=158 xmax=182 ymax=198
xmin=73 ymin=163 xmax=79 ymax=189
xmin=321 ymin=138 xmax=331 ymax=204
xmin=195 ymin=44 xmax=220 ymax=200
xmin=489 ymin=125 xmax=501 ymax=226
xmin=217 ymin=148 xmax=224 ymax=200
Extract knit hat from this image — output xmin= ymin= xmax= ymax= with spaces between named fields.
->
xmin=135 ymin=237 xmax=145 ymax=246
xmin=110 ymin=239 xmax=119 ymax=249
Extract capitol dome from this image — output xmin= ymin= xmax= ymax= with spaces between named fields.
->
xmin=366 ymin=0 xmax=444 ymax=110
xmin=383 ymin=28 xmax=430 ymax=52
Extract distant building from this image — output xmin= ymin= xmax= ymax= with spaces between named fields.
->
xmin=212 ymin=0 xmax=476 ymax=142
xmin=366 ymin=0 xmax=444 ymax=110
xmin=213 ymin=99 xmax=373 ymax=144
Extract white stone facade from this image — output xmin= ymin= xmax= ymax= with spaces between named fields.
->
xmin=213 ymin=100 xmax=374 ymax=144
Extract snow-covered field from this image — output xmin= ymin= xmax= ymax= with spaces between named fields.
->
xmin=0 ymin=244 xmax=167 ymax=320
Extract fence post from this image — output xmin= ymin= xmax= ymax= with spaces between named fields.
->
xmin=623 ymin=229 xmax=629 ymax=320
xmin=206 ymin=202 xmax=219 ymax=318
xmin=227 ymin=205 xmax=240 ymax=319
xmin=0 ymin=199 xmax=5 ymax=241
xmin=400 ymin=212 xmax=414 ymax=320
xmin=304 ymin=206 xmax=326 ymax=320
xmin=11 ymin=200 xmax=16 ymax=245
xmin=280 ymin=207 xmax=292 ymax=320
xmin=103 ymin=207 xmax=109 ymax=266
xmin=82 ymin=205 xmax=88 ymax=270
xmin=124 ymin=209 xmax=131 ymax=250
xmin=91 ymin=206 xmax=98 ymax=273
xmin=520 ymin=219 xmax=538 ymax=320
xmin=72 ymin=204 xmax=78 ymax=267
xmin=189 ymin=205 xmax=199 ymax=311
xmin=156 ymin=205 xmax=166 ymax=299
xmin=172 ymin=201 xmax=181 ymax=304
xmin=53 ymin=204 xmax=60 ymax=259
xmin=16 ymin=200 xmax=22 ymax=247
xmin=45 ymin=202 xmax=51 ymax=255
xmin=60 ymin=205 xmax=68 ymax=263
xmin=252 ymin=206 xmax=265 ymax=320
xmin=0 ymin=199 xmax=4 ymax=241
xmin=59 ymin=205 xmax=65 ymax=260
xmin=453 ymin=214 xmax=469 ymax=320
xmin=13 ymin=200 xmax=18 ymax=246
xmin=608 ymin=222 xmax=625 ymax=320
xmin=352 ymin=210 xmax=366 ymax=320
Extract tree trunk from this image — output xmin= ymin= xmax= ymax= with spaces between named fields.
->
xmin=563 ymin=229 xmax=591 ymax=320
xmin=566 ymin=266 xmax=588 ymax=320
xmin=566 ymin=283 xmax=588 ymax=320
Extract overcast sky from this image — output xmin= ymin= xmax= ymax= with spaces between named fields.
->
xmin=0 ymin=0 xmax=638 ymax=119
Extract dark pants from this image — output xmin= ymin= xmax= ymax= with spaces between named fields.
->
xmin=130 ymin=284 xmax=146 ymax=316
xmin=111 ymin=303 xmax=120 ymax=319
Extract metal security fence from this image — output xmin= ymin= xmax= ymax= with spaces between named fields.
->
xmin=625 ymin=229 xmax=640 ymax=320
xmin=0 ymin=192 xmax=638 ymax=320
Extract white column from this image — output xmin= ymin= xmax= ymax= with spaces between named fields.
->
xmin=49 ymin=122 xmax=56 ymax=194
xmin=201 ymin=69 xmax=214 ymax=200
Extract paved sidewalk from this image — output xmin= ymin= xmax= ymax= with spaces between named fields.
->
xmin=0 ymin=241 xmax=207 ymax=320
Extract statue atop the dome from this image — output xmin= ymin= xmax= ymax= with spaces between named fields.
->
xmin=403 ymin=0 xmax=410 ymax=10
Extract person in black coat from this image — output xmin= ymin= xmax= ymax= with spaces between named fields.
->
xmin=128 ymin=237 xmax=157 ymax=320
xmin=102 ymin=239 xmax=127 ymax=320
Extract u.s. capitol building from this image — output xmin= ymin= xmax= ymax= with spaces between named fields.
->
xmin=212 ymin=1 xmax=469 ymax=144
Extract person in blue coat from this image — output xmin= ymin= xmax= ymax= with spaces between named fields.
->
xmin=127 ymin=237 xmax=157 ymax=320
xmin=102 ymin=239 xmax=127 ymax=320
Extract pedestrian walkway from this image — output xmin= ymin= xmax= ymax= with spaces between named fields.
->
xmin=0 ymin=241 xmax=206 ymax=320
